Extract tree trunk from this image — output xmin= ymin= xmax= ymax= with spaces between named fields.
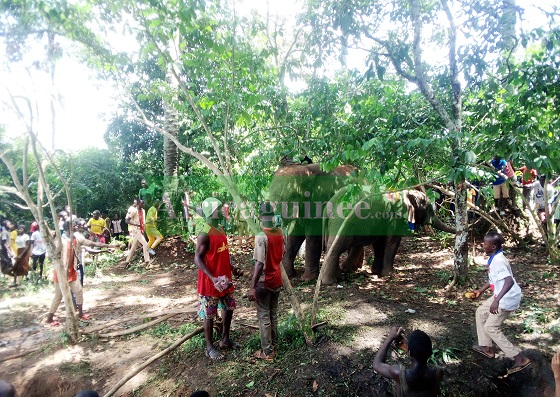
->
xmin=454 ymin=180 xmax=469 ymax=282
xmin=163 ymin=106 xmax=178 ymax=178
xmin=500 ymin=0 xmax=517 ymax=54
xmin=42 ymin=226 xmax=80 ymax=342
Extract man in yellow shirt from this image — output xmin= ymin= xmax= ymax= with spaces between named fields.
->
xmin=87 ymin=210 xmax=106 ymax=243
xmin=146 ymin=200 xmax=163 ymax=256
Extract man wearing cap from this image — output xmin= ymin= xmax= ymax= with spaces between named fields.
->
xmin=248 ymin=202 xmax=284 ymax=360
xmin=195 ymin=197 xmax=238 ymax=360
xmin=125 ymin=199 xmax=151 ymax=267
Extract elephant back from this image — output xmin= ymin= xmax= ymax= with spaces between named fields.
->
xmin=269 ymin=163 xmax=357 ymax=237
xmin=325 ymin=189 xmax=414 ymax=238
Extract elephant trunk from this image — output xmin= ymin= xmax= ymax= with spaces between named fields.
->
xmin=432 ymin=217 xmax=457 ymax=234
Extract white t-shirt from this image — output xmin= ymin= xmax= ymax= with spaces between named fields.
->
xmin=31 ymin=230 xmax=47 ymax=256
xmin=111 ymin=219 xmax=123 ymax=234
xmin=529 ymin=181 xmax=555 ymax=210
xmin=15 ymin=233 xmax=30 ymax=249
xmin=126 ymin=206 xmax=144 ymax=234
xmin=488 ymin=251 xmax=521 ymax=311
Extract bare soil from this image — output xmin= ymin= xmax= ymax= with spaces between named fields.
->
xmin=1 ymin=233 xmax=559 ymax=397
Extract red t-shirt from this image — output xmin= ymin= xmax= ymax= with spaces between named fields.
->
xmin=262 ymin=228 xmax=284 ymax=290
xmin=519 ymin=166 xmax=537 ymax=186
xmin=197 ymin=224 xmax=234 ymax=297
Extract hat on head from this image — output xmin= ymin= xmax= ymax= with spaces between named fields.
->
xmin=202 ymin=198 xmax=222 ymax=219
xmin=30 ymin=221 xmax=39 ymax=233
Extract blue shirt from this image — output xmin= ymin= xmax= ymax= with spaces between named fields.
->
xmin=491 ymin=159 xmax=507 ymax=185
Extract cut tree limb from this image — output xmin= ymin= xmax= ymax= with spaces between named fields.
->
xmin=98 ymin=313 xmax=176 ymax=338
xmin=82 ymin=308 xmax=196 ymax=334
xmin=102 ymin=326 xmax=204 ymax=397
xmin=0 ymin=346 xmax=41 ymax=363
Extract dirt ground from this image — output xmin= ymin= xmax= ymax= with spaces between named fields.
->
xmin=1 ymin=232 xmax=559 ymax=397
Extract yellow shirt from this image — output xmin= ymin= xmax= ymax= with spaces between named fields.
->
xmin=10 ymin=230 xmax=18 ymax=254
xmin=87 ymin=218 xmax=106 ymax=235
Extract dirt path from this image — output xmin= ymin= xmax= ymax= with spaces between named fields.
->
xmin=1 ymin=234 xmax=559 ymax=396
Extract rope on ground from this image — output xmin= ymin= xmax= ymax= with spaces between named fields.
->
xmin=102 ymin=326 xmax=204 ymax=397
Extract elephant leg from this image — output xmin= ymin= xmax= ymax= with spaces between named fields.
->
xmin=282 ymin=235 xmax=305 ymax=278
xmin=341 ymin=246 xmax=364 ymax=272
xmin=381 ymin=236 xmax=402 ymax=276
xmin=302 ymin=235 xmax=322 ymax=280
xmin=321 ymin=236 xmax=352 ymax=285
xmin=371 ymin=237 xmax=386 ymax=275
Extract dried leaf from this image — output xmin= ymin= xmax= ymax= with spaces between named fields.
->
xmin=313 ymin=380 xmax=318 ymax=392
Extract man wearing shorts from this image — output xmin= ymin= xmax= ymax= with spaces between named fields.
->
xmin=195 ymin=197 xmax=238 ymax=360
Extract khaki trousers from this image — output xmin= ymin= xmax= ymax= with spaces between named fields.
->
xmin=50 ymin=279 xmax=83 ymax=314
xmin=476 ymin=296 xmax=521 ymax=358
xmin=255 ymin=288 xmax=280 ymax=356
xmin=126 ymin=230 xmax=150 ymax=263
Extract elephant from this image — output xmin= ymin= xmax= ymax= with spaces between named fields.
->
xmin=268 ymin=161 xmax=356 ymax=280
xmin=321 ymin=188 xmax=456 ymax=285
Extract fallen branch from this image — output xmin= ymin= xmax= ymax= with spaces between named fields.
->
xmin=98 ymin=313 xmax=176 ymax=338
xmin=0 ymin=346 xmax=41 ymax=362
xmin=442 ymin=271 xmax=458 ymax=297
xmin=311 ymin=321 xmax=328 ymax=332
xmin=102 ymin=326 xmax=204 ymax=397
xmin=82 ymin=308 xmax=196 ymax=334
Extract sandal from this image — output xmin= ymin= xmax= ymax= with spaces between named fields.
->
xmin=49 ymin=321 xmax=61 ymax=327
xmin=253 ymin=350 xmax=274 ymax=361
xmin=472 ymin=345 xmax=495 ymax=359
xmin=506 ymin=361 xmax=531 ymax=375
xmin=205 ymin=347 xmax=224 ymax=361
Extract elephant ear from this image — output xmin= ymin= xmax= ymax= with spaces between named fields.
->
xmin=404 ymin=189 xmax=431 ymax=225
xmin=402 ymin=190 xmax=415 ymax=224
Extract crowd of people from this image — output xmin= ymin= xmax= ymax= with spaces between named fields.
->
xmin=2 ymin=173 xmax=560 ymax=396
xmin=489 ymin=156 xmax=560 ymax=234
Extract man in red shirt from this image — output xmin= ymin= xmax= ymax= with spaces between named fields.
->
xmin=248 ymin=202 xmax=284 ymax=360
xmin=195 ymin=197 xmax=238 ymax=360
xmin=518 ymin=165 xmax=538 ymax=209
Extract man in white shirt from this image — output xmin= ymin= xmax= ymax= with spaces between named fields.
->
xmin=125 ymin=199 xmax=151 ymax=266
xmin=470 ymin=231 xmax=530 ymax=375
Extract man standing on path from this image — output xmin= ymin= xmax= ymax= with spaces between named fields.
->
xmin=470 ymin=231 xmax=531 ymax=375
xmin=248 ymin=202 xmax=284 ymax=360
xmin=194 ymin=197 xmax=238 ymax=360
xmin=125 ymin=199 xmax=151 ymax=267
xmin=47 ymin=219 xmax=120 ymax=323
xmin=87 ymin=210 xmax=106 ymax=243
xmin=146 ymin=200 xmax=163 ymax=255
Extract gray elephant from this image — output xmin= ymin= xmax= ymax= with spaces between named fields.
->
xmin=321 ymin=188 xmax=456 ymax=285
xmin=268 ymin=161 xmax=356 ymax=280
